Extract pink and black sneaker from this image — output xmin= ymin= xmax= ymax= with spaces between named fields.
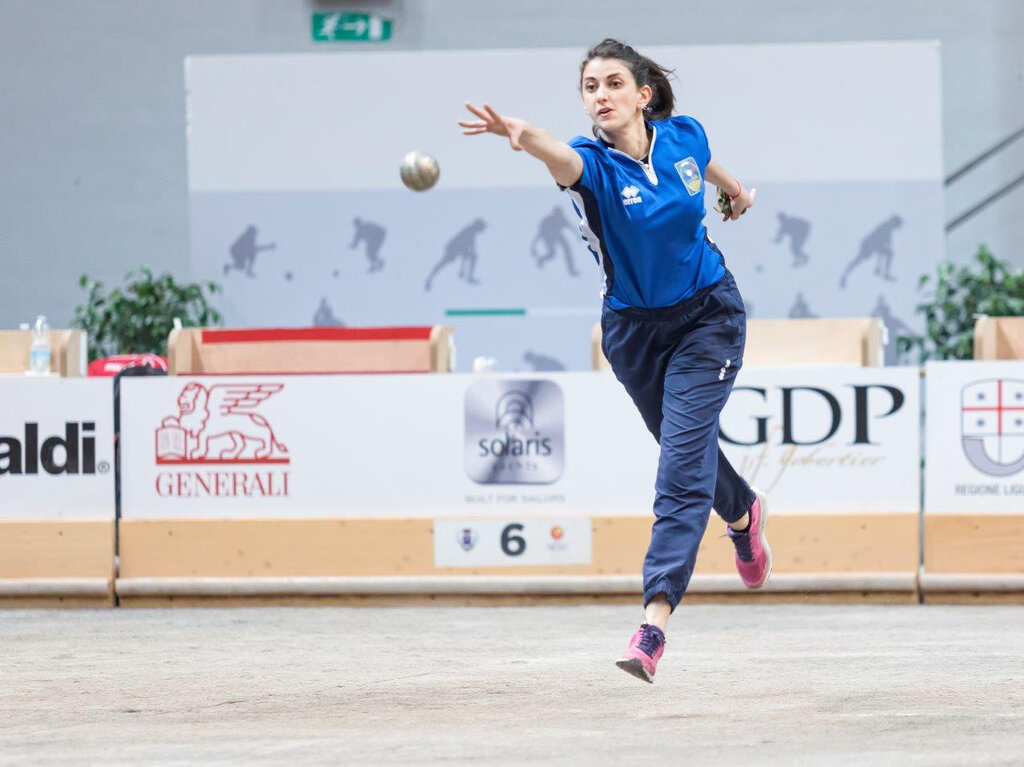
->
xmin=727 ymin=487 xmax=773 ymax=589
xmin=615 ymin=623 xmax=665 ymax=683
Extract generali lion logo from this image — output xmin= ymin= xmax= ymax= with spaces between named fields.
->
xmin=155 ymin=382 xmax=289 ymax=464
xmin=961 ymin=379 xmax=1024 ymax=477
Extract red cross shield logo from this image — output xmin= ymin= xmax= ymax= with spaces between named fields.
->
xmin=961 ymin=379 xmax=1024 ymax=477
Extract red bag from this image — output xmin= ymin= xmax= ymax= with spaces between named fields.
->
xmin=88 ymin=354 xmax=168 ymax=377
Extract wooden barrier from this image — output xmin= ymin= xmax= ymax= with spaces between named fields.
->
xmin=115 ymin=320 xmax=916 ymax=605
xmin=921 ymin=356 xmax=1024 ymax=602
xmin=744 ymin=318 xmax=884 ymax=366
xmin=922 ymin=516 xmax=1024 ymax=604
xmin=0 ymin=376 xmax=114 ymax=606
xmin=167 ymin=326 xmax=455 ymax=375
xmin=593 ymin=317 xmax=884 ymax=370
xmin=123 ymin=325 xmax=454 ymax=605
xmin=0 ymin=329 xmax=86 ymax=376
xmin=0 ymin=521 xmax=115 ymax=607
xmin=973 ymin=316 xmax=1024 ymax=360
xmin=116 ymin=514 xmax=918 ymax=605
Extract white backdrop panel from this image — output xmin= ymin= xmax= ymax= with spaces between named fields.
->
xmin=186 ymin=42 xmax=944 ymax=373
xmin=187 ymin=42 xmax=942 ymax=192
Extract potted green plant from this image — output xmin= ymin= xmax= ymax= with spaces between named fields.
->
xmin=73 ymin=266 xmax=223 ymax=361
xmin=898 ymin=245 xmax=1024 ymax=362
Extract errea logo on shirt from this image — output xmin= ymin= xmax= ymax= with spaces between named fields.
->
xmin=621 ymin=185 xmax=643 ymax=206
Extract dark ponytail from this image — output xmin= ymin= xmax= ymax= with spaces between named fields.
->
xmin=579 ymin=39 xmax=675 ymax=121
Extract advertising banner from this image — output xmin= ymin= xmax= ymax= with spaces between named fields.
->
xmin=719 ymin=366 xmax=921 ymax=513
xmin=0 ymin=377 xmax=115 ymax=520
xmin=925 ymin=360 xmax=1024 ymax=513
xmin=119 ymin=373 xmax=654 ymax=519
xmin=120 ymin=368 xmax=919 ymax=520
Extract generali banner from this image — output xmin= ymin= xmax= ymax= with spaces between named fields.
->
xmin=925 ymin=360 xmax=1024 ymax=513
xmin=0 ymin=378 xmax=115 ymax=520
xmin=119 ymin=369 xmax=920 ymax=519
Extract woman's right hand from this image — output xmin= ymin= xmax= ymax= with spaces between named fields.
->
xmin=458 ymin=102 xmax=528 ymax=151
xmin=458 ymin=102 xmax=583 ymax=187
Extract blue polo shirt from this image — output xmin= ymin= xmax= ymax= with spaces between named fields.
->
xmin=563 ymin=115 xmax=725 ymax=309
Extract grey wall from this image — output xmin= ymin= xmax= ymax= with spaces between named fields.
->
xmin=1 ymin=0 xmax=1021 ymax=329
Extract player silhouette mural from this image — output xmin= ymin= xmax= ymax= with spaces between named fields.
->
xmin=225 ymin=225 xmax=276 ymax=277
xmin=788 ymin=292 xmax=818 ymax=319
xmin=773 ymin=212 xmax=810 ymax=267
xmin=313 ymin=297 xmax=345 ymax=327
xmin=425 ymin=218 xmax=487 ymax=291
xmin=839 ymin=215 xmax=903 ymax=288
xmin=523 ymin=350 xmax=567 ymax=371
xmin=350 ymin=217 xmax=386 ymax=273
xmin=530 ymin=206 xmax=578 ymax=276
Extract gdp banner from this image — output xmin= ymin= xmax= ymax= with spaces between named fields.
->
xmin=718 ymin=365 xmax=921 ymax=514
xmin=925 ymin=360 xmax=1024 ymax=513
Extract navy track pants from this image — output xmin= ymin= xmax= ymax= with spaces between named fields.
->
xmin=601 ymin=270 xmax=755 ymax=610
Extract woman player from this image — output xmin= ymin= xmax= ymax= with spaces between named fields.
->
xmin=458 ymin=38 xmax=772 ymax=683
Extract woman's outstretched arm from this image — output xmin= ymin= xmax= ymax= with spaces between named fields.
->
xmin=459 ymin=102 xmax=583 ymax=188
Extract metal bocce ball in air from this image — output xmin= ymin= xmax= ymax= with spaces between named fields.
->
xmin=400 ymin=151 xmax=440 ymax=191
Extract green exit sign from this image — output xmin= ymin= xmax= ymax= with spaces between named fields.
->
xmin=312 ymin=12 xmax=393 ymax=42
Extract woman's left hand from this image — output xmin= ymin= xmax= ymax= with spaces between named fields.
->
xmin=723 ymin=186 xmax=757 ymax=222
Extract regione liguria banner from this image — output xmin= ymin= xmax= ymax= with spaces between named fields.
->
xmin=0 ymin=378 xmax=115 ymax=520
xmin=119 ymin=369 xmax=919 ymax=519
xmin=925 ymin=360 xmax=1024 ymax=513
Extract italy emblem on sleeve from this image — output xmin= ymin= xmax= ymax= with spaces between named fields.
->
xmin=674 ymin=157 xmax=703 ymax=196
xmin=961 ymin=379 xmax=1024 ymax=477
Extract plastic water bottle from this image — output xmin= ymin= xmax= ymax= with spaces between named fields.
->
xmin=472 ymin=356 xmax=498 ymax=373
xmin=28 ymin=315 xmax=51 ymax=375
